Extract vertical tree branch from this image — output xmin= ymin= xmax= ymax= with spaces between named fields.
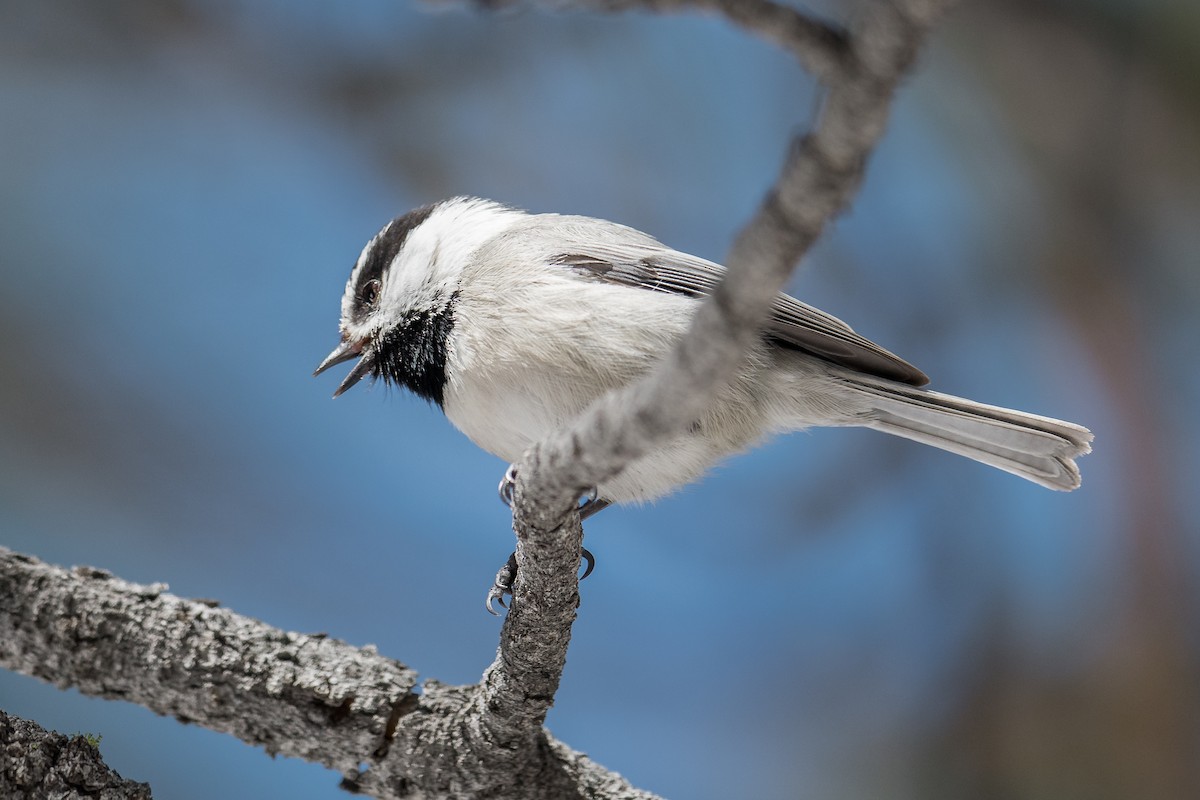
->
xmin=484 ymin=0 xmax=958 ymax=783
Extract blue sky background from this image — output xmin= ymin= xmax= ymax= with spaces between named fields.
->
xmin=1 ymin=2 xmax=1197 ymax=798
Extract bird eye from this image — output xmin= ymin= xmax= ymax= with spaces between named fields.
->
xmin=361 ymin=279 xmax=382 ymax=307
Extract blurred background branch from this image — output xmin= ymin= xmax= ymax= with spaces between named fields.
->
xmin=437 ymin=0 xmax=852 ymax=77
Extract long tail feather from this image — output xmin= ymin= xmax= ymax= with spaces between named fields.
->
xmin=844 ymin=376 xmax=1093 ymax=490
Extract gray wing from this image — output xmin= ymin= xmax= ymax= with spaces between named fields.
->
xmin=549 ymin=240 xmax=930 ymax=387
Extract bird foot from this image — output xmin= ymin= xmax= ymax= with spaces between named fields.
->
xmin=498 ymin=464 xmax=609 ymax=518
xmin=486 ymin=548 xmax=595 ymax=615
xmin=489 ymin=464 xmax=603 ymax=615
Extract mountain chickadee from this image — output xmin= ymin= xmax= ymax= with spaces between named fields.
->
xmin=315 ymin=197 xmax=1093 ymax=511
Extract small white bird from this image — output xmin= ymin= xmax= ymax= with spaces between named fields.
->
xmin=315 ymin=197 xmax=1093 ymax=509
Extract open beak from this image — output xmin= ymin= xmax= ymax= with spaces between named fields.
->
xmin=314 ymin=338 xmax=376 ymax=397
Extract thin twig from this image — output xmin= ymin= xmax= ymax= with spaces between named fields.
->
xmin=583 ymin=0 xmax=851 ymax=79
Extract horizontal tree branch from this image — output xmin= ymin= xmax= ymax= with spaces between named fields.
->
xmin=0 ymin=547 xmax=658 ymax=799
xmin=0 ymin=547 xmax=417 ymax=776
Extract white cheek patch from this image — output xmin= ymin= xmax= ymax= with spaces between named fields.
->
xmin=383 ymin=234 xmax=441 ymax=308
xmin=381 ymin=198 xmax=524 ymax=309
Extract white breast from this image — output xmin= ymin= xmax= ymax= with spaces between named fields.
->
xmin=441 ymin=258 xmax=696 ymax=465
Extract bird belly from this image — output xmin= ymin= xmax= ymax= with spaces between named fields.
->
xmin=441 ymin=361 xmax=789 ymax=506
xmin=442 ymin=371 xmax=592 ymax=465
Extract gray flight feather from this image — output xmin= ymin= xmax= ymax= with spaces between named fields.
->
xmin=547 ymin=236 xmax=930 ymax=387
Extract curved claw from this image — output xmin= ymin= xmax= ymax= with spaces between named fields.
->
xmin=489 ymin=472 xmax=602 ymax=615
xmin=485 ymin=586 xmax=508 ymax=616
xmin=579 ymin=496 xmax=610 ymax=521
xmin=485 ymin=546 xmax=595 ymax=615
xmin=486 ymin=551 xmax=518 ymax=616
xmin=498 ymin=464 xmax=518 ymax=509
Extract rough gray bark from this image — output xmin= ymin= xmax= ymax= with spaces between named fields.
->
xmin=0 ymin=546 xmax=656 ymax=799
xmin=0 ymin=710 xmax=152 ymax=800
xmin=1 ymin=2 xmax=955 ymax=798
xmin=0 ymin=548 xmax=418 ymax=776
